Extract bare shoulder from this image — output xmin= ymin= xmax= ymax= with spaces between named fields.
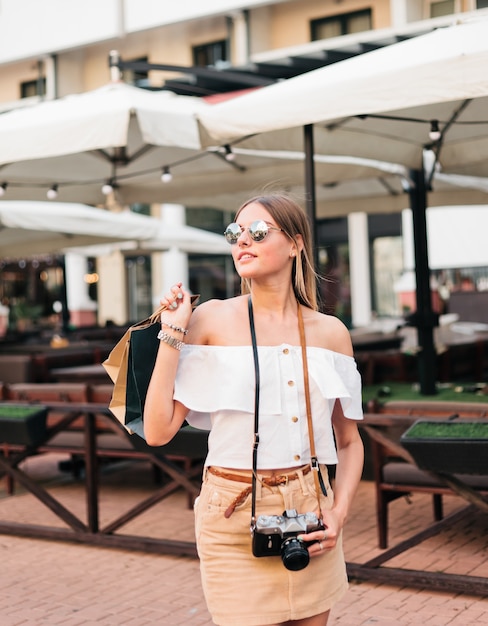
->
xmin=187 ymin=296 xmax=249 ymax=345
xmin=191 ymin=296 xmax=244 ymax=320
xmin=305 ymin=308 xmax=354 ymax=357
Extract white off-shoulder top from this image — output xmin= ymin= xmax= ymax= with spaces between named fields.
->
xmin=173 ymin=344 xmax=363 ymax=469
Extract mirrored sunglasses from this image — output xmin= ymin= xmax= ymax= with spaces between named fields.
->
xmin=224 ymin=219 xmax=282 ymax=244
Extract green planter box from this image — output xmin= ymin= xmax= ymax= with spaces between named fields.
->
xmin=0 ymin=404 xmax=48 ymax=446
xmin=401 ymin=420 xmax=488 ymax=475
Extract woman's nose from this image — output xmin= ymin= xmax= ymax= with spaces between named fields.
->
xmin=237 ymin=228 xmax=251 ymax=244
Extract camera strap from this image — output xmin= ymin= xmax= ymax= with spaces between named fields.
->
xmin=297 ymin=303 xmax=328 ymax=515
xmin=248 ymin=296 xmax=325 ymax=529
xmin=248 ymin=295 xmax=260 ymax=528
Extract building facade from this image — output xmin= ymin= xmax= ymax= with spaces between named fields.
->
xmin=0 ymin=0 xmax=487 ymax=332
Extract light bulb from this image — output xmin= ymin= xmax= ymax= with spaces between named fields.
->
xmin=102 ymin=182 xmax=114 ymax=195
xmin=47 ymin=185 xmax=58 ymax=200
xmin=429 ymin=120 xmax=441 ymax=141
xmin=224 ymin=145 xmax=235 ymax=161
xmin=161 ymin=167 xmax=173 ymax=183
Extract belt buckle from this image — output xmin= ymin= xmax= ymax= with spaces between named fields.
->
xmin=277 ymin=473 xmax=289 ymax=485
xmin=270 ymin=473 xmax=286 ymax=486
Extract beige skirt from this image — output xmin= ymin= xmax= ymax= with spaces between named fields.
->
xmin=194 ymin=466 xmax=348 ymax=626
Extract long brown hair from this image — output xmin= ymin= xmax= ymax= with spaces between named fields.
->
xmin=234 ymin=193 xmax=319 ymax=310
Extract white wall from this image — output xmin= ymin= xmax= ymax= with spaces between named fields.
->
xmin=0 ymin=0 xmax=123 ymax=64
xmin=0 ymin=0 xmax=278 ymax=64
xmin=124 ymin=0 xmax=276 ymax=32
xmin=402 ymin=206 xmax=488 ymax=270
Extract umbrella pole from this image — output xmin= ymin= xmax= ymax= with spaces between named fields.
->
xmin=304 ymin=124 xmax=323 ymax=310
xmin=59 ymin=256 xmax=71 ymax=334
xmin=408 ymin=168 xmax=438 ymax=395
xmin=303 ymin=124 xmax=318 ymax=265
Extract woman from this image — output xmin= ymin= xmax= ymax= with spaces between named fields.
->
xmin=144 ymin=193 xmax=364 ymax=626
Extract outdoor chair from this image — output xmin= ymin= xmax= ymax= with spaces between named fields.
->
xmin=364 ymin=420 xmax=488 ymax=548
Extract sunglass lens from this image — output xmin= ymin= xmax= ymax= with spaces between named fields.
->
xmin=224 ymin=223 xmax=242 ymax=244
xmin=249 ymin=220 xmax=269 ymax=242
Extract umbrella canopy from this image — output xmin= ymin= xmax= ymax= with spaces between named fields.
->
xmin=196 ymin=16 xmax=488 ymax=212
xmin=0 ymin=201 xmax=229 ymax=257
xmin=0 ymin=81 xmax=214 ymax=205
xmin=198 ymin=17 xmax=488 ymax=179
xmin=2 ymin=21 xmax=488 ymax=211
xmin=197 ymin=16 xmax=488 ymax=395
xmin=0 ymin=80 xmax=440 ymax=213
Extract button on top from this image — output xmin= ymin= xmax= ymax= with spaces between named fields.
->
xmin=283 ymin=348 xmax=289 ymax=355
xmin=287 ymin=380 xmax=294 ymax=387
xmin=291 ymin=416 xmax=298 ymax=423
xmin=294 ymin=454 xmax=301 ymax=461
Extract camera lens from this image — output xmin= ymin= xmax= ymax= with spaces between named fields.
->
xmin=280 ymin=537 xmax=310 ymax=571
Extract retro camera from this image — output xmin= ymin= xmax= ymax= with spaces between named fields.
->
xmin=251 ymin=508 xmax=324 ymax=571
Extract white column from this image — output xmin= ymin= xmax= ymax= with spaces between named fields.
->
xmin=389 ymin=0 xmax=423 ymax=26
xmin=97 ymin=251 xmax=127 ymax=326
xmin=153 ymin=204 xmax=189 ymax=307
xmin=401 ymin=208 xmax=415 ymax=270
xmin=64 ymin=252 xmax=97 ymax=326
xmin=348 ymin=212 xmax=372 ymax=328
xmin=230 ymin=10 xmax=249 ymax=65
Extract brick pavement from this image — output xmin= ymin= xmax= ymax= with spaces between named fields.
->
xmin=1 ymin=454 xmax=487 ymax=626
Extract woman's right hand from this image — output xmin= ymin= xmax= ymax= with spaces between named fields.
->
xmin=159 ymin=282 xmax=193 ymax=329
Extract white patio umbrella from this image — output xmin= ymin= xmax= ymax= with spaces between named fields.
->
xmin=198 ymin=17 xmax=488 ymax=175
xmin=196 ymin=15 xmax=488 ymax=217
xmin=0 ymin=79 xmax=436 ymax=212
xmin=0 ymin=81 xmax=214 ymax=205
xmin=196 ymin=16 xmax=488 ymax=394
xmin=0 ymin=201 xmax=229 ymax=257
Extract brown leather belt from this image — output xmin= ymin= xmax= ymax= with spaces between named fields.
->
xmin=207 ymin=465 xmax=312 ymax=518
xmin=207 ymin=464 xmax=311 ymax=486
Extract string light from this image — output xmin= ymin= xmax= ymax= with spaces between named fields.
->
xmin=161 ymin=166 xmax=173 ymax=183
xmin=102 ymin=180 xmax=114 ymax=195
xmin=429 ymin=120 xmax=441 ymax=141
xmin=223 ymin=144 xmax=235 ymax=161
xmin=0 ymin=149 xmax=230 ymax=198
xmin=47 ymin=184 xmax=58 ymax=200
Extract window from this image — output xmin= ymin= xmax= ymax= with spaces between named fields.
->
xmin=317 ymin=243 xmax=351 ymax=325
xmin=125 ymin=255 xmax=152 ymax=322
xmin=193 ymin=40 xmax=228 ymax=67
xmin=186 ymin=207 xmax=237 ymax=300
xmin=311 ymin=9 xmax=372 ymax=41
xmin=20 ymin=78 xmax=46 ymax=98
xmin=372 ymin=237 xmax=404 ymax=317
xmin=130 ymin=203 xmax=151 ymax=217
xmin=429 ymin=1 xmax=455 ymax=17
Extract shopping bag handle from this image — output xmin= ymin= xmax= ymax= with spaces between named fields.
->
xmin=149 ymin=294 xmax=200 ymax=324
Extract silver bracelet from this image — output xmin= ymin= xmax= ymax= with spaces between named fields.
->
xmin=161 ymin=321 xmax=188 ymax=335
xmin=157 ymin=330 xmax=184 ymax=350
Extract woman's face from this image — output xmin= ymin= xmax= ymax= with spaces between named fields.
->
xmin=229 ymin=202 xmax=297 ymax=281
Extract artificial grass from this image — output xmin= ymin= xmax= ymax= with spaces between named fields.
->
xmin=362 ymin=382 xmax=488 ymax=406
xmin=0 ymin=404 xmax=47 ymax=419
xmin=404 ymin=420 xmax=488 ymax=440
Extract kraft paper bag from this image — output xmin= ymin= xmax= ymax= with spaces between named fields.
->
xmin=103 ymin=295 xmax=198 ymax=437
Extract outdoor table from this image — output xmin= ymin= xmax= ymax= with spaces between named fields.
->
xmin=50 ymin=363 xmax=110 ymax=384
xmin=351 ymin=331 xmax=403 ymax=352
